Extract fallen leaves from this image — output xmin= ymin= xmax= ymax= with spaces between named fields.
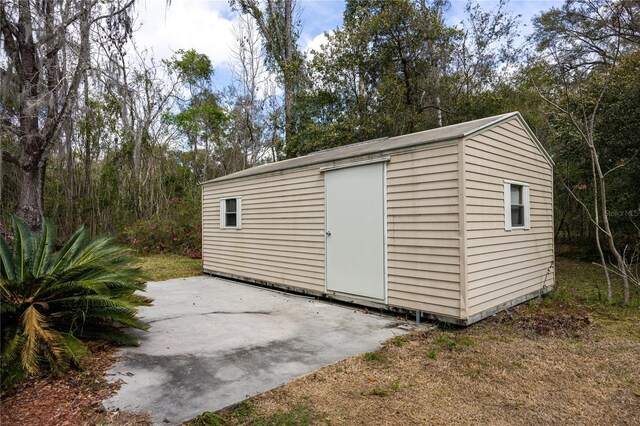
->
xmin=0 ymin=341 xmax=150 ymax=426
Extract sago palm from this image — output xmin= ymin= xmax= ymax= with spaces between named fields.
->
xmin=0 ymin=217 xmax=152 ymax=388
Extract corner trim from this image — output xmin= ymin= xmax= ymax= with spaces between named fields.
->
xmin=457 ymin=137 xmax=469 ymax=320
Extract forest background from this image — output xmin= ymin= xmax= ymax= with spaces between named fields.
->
xmin=1 ymin=0 xmax=639 ymax=300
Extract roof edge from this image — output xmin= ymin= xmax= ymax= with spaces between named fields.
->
xmin=461 ymin=111 xmax=519 ymax=138
xmin=201 ymin=112 xmax=526 ymax=185
xmin=199 ymin=137 xmax=390 ymax=185
xmin=462 ymin=111 xmax=554 ymax=167
xmin=201 ymin=134 xmax=462 ymax=185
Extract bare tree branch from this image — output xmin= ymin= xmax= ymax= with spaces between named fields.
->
xmin=1 ymin=150 xmax=19 ymax=165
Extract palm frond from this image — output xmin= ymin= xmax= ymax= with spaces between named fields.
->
xmin=1 ymin=327 xmax=24 ymax=363
xmin=75 ymin=328 xmax=141 ymax=346
xmin=48 ymin=294 xmax=139 ymax=311
xmin=2 ymin=216 xmax=152 ymax=388
xmin=0 ymin=300 xmax=17 ymax=314
xmin=0 ymin=279 xmax=20 ymax=309
xmin=0 ymin=361 xmax=27 ymax=390
xmin=37 ymin=279 xmax=110 ymax=299
xmin=58 ymin=333 xmax=89 ymax=366
xmin=32 ymin=218 xmax=56 ymax=277
xmin=125 ymin=293 xmax=154 ymax=307
xmin=12 ymin=217 xmax=34 ymax=282
xmin=0 ymin=233 xmax=15 ymax=280
xmin=20 ymin=305 xmax=50 ymax=374
xmin=48 ymin=225 xmax=88 ymax=275
xmin=83 ymin=307 xmax=150 ymax=331
xmin=68 ymin=235 xmax=120 ymax=269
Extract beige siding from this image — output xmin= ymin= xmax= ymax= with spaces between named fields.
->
xmin=464 ymin=117 xmax=554 ymax=317
xmin=387 ymin=142 xmax=461 ymax=318
xmin=202 ymin=166 xmax=326 ymax=292
xmin=202 ymin=114 xmax=552 ymax=322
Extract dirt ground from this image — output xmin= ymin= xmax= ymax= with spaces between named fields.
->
xmin=0 ymin=340 xmax=149 ymax=425
xmin=213 ymin=308 xmax=640 ymax=425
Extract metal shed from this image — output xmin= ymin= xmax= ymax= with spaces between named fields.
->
xmin=200 ymin=112 xmax=555 ymax=325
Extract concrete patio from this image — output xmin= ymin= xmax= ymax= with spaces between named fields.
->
xmin=103 ymin=276 xmax=408 ymax=424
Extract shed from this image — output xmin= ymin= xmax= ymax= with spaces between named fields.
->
xmin=200 ymin=112 xmax=555 ymax=325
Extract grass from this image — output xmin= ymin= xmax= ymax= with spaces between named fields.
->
xmin=362 ymin=352 xmax=385 ymax=362
xmin=199 ymin=255 xmax=640 ymax=425
xmin=189 ymin=402 xmax=327 ymax=426
xmin=136 ymin=253 xmax=202 ymax=281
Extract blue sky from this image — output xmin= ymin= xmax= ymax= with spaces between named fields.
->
xmin=133 ymin=0 xmax=564 ymax=88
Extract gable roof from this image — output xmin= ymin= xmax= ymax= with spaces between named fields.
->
xmin=202 ymin=111 xmax=550 ymax=184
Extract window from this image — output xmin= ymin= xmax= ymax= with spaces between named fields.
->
xmin=510 ymin=185 xmax=525 ymax=227
xmin=504 ymin=181 xmax=530 ymax=231
xmin=220 ymin=197 xmax=241 ymax=229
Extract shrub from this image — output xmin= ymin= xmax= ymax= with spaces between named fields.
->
xmin=0 ymin=217 xmax=152 ymax=389
xmin=124 ymin=197 xmax=202 ymax=259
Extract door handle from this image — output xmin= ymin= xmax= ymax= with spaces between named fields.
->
xmin=326 ymin=230 xmax=331 ymax=236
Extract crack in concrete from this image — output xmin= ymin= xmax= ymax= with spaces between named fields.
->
xmin=147 ymin=310 xmax=272 ymax=324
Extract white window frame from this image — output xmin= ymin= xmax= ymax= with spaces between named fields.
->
xmin=220 ymin=197 xmax=242 ymax=230
xmin=504 ymin=180 xmax=530 ymax=231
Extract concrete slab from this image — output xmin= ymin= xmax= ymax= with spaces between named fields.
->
xmin=103 ymin=276 xmax=408 ymax=424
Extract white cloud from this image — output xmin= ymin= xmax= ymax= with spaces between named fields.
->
xmin=129 ymin=1 xmax=342 ymax=86
xmin=132 ymin=0 xmax=237 ymax=67
xmin=303 ymin=31 xmax=330 ymax=59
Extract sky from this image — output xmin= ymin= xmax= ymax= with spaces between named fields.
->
xmin=132 ymin=0 xmax=564 ymax=89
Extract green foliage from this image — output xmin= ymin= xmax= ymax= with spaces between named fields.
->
xmin=190 ymin=402 xmax=327 ymax=426
xmin=1 ymin=0 xmax=636 ymax=290
xmin=165 ymin=49 xmax=229 ymax=183
xmin=550 ymin=253 xmax=640 ymax=307
xmin=362 ymin=352 xmax=385 ymax=362
xmin=460 ymin=337 xmax=475 ymax=347
xmin=434 ymin=335 xmax=456 ymax=350
xmin=0 ymin=217 xmax=152 ymax=389
xmin=287 ymin=0 xmax=522 ymax=157
xmin=249 ymin=404 xmax=327 ymax=426
xmin=136 ymin=254 xmax=202 ymax=282
xmin=289 ymin=0 xmax=455 ymax=156
xmin=168 ymin=49 xmax=214 ymax=86
xmin=531 ymin=0 xmax=640 ymax=252
xmin=369 ymin=388 xmax=388 ymax=397
xmin=390 ymin=335 xmax=405 ymax=347
xmin=190 ymin=411 xmax=226 ymax=426
xmin=124 ymin=197 xmax=202 ymax=259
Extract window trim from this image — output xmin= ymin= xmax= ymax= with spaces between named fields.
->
xmin=504 ymin=180 xmax=530 ymax=231
xmin=220 ymin=197 xmax=242 ymax=230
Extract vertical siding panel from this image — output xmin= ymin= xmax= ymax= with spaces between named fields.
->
xmin=387 ymin=142 xmax=462 ymax=318
xmin=464 ymin=118 xmax=554 ymax=317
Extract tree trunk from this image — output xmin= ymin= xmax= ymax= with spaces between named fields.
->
xmin=591 ymin=153 xmax=612 ymax=301
xmin=83 ymin=80 xmax=92 ymax=198
xmin=133 ymin=129 xmax=142 ymax=181
xmin=435 ymin=0 xmax=443 ymax=127
xmin=203 ymin=137 xmax=209 ymax=180
xmin=192 ymin=134 xmax=198 ymax=183
xmin=283 ymin=0 xmax=293 ymax=144
xmin=590 ymin=143 xmax=630 ymax=303
xmin=65 ymin=120 xmax=74 ymax=200
xmin=0 ymin=146 xmax=3 ymax=209
xmin=17 ymin=162 xmax=45 ymax=231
